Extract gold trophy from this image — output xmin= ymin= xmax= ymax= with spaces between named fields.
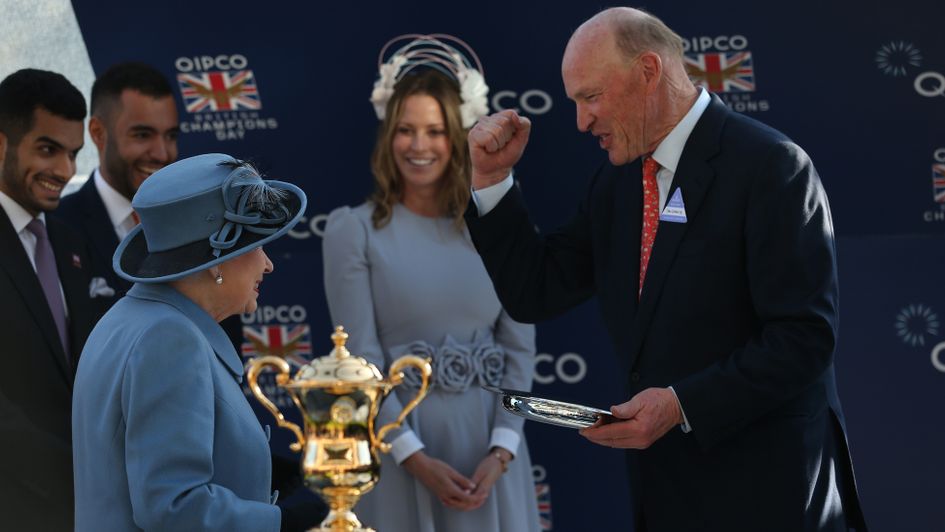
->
xmin=246 ymin=326 xmax=432 ymax=532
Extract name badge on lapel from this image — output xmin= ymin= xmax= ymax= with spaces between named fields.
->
xmin=660 ymin=188 xmax=687 ymax=223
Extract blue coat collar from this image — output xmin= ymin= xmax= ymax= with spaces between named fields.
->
xmin=127 ymin=283 xmax=244 ymax=381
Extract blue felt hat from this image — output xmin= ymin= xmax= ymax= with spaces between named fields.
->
xmin=113 ymin=153 xmax=307 ymax=283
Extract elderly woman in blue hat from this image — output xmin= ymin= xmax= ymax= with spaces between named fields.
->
xmin=72 ymin=153 xmax=306 ymax=532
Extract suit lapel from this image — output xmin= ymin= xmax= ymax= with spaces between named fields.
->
xmin=78 ymin=178 xmax=121 ymax=277
xmin=609 ymin=161 xmax=642 ymax=328
xmin=48 ymin=218 xmax=94 ymax=373
xmin=0 ymin=208 xmax=73 ymax=382
xmin=625 ymin=96 xmax=729 ymax=366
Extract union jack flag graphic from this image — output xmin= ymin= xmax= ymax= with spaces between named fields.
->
xmin=933 ymin=164 xmax=945 ymax=203
xmin=536 ymin=482 xmax=553 ymax=530
xmin=177 ymin=70 xmax=261 ymax=113
xmin=242 ymin=324 xmax=312 ymax=368
xmin=684 ymin=52 xmax=755 ymax=93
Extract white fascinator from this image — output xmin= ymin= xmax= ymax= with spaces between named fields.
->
xmin=370 ymin=33 xmax=489 ymax=129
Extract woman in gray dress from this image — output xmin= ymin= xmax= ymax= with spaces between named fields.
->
xmin=322 ymin=35 xmax=541 ymax=531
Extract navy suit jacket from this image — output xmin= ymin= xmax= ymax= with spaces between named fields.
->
xmin=466 ymin=95 xmax=867 ymax=531
xmin=56 ymin=175 xmax=131 ymax=309
xmin=0 ymin=206 xmax=99 ymax=530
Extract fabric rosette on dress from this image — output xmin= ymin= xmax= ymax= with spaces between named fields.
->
xmin=388 ymin=330 xmax=505 ymax=392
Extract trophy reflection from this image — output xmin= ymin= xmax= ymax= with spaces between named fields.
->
xmin=247 ymin=326 xmax=432 ymax=532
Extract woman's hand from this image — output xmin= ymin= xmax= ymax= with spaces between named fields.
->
xmin=467 ymin=448 xmax=511 ymax=508
xmin=402 ymin=451 xmax=484 ymax=510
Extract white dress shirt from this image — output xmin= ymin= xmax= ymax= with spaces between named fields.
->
xmin=93 ymin=168 xmax=138 ymax=240
xmin=648 ymin=88 xmax=711 ymax=209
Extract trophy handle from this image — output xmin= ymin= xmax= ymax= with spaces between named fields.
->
xmin=245 ymin=356 xmax=306 ymax=452
xmin=373 ymin=355 xmax=432 ymax=453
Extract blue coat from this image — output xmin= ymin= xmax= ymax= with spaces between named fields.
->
xmin=72 ymin=283 xmax=280 ymax=531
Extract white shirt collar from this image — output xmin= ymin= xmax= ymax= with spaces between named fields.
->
xmin=93 ymin=168 xmax=135 ymax=231
xmin=0 ymin=189 xmax=46 ymax=233
xmin=651 ymin=88 xmax=711 ymax=174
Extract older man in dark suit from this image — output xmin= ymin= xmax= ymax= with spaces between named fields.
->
xmin=465 ymin=7 xmax=868 ymax=532
xmin=0 ymin=68 xmax=99 ymax=530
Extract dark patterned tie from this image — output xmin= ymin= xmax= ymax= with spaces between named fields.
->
xmin=639 ymin=157 xmax=661 ymax=297
xmin=26 ymin=219 xmax=70 ymax=360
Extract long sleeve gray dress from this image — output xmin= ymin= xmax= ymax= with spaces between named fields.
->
xmin=322 ymin=203 xmax=541 ymax=532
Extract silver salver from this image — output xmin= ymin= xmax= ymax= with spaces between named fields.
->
xmin=482 ymin=385 xmax=616 ymax=429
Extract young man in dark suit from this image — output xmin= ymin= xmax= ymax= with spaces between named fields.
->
xmin=56 ymin=62 xmax=179 ymax=308
xmin=0 ymin=68 xmax=99 ymax=531
xmin=465 ymin=7 xmax=868 ymax=532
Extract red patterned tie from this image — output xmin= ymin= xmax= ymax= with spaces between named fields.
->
xmin=639 ymin=156 xmax=660 ymax=297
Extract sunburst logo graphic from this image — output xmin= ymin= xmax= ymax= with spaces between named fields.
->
xmin=895 ymin=304 xmax=940 ymax=347
xmin=876 ymin=41 xmax=923 ymax=77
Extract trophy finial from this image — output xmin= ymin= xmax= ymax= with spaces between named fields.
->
xmin=331 ymin=326 xmax=350 ymax=359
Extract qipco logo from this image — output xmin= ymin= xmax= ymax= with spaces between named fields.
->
xmin=681 ymin=34 xmax=749 ymax=52
xmin=934 ymin=148 xmax=945 ymax=163
xmin=241 ymin=304 xmax=307 ymax=325
xmin=534 ymin=352 xmax=587 ymax=385
xmin=491 ymin=89 xmax=553 ymax=116
xmin=287 ymin=213 xmax=330 ymax=240
xmin=175 ymin=54 xmax=248 ymax=72
xmin=932 ymin=341 xmax=945 ymax=373
xmin=915 ymin=71 xmax=945 ymax=98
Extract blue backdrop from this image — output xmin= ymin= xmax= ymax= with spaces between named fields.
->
xmin=71 ymin=1 xmax=945 ymax=530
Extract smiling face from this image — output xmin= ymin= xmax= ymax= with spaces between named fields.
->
xmin=562 ymin=26 xmax=648 ymax=166
xmin=94 ymin=89 xmax=179 ymax=200
xmin=0 ymin=107 xmax=84 ymax=216
xmin=391 ymin=94 xmax=451 ymax=198
xmin=217 ymin=246 xmax=273 ymax=316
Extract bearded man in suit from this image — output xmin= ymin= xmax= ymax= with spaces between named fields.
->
xmin=56 ymin=61 xmax=179 ymax=308
xmin=465 ymin=7 xmax=868 ymax=532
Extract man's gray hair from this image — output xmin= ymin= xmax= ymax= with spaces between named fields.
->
xmin=610 ymin=8 xmax=685 ymax=63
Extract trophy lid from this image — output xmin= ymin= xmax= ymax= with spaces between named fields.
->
xmin=295 ymin=326 xmax=384 ymax=384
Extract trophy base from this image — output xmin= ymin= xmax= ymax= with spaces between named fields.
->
xmin=309 ymin=527 xmax=374 ymax=532
xmin=312 ymin=509 xmax=375 ymax=532
xmin=308 ymin=527 xmax=377 ymax=532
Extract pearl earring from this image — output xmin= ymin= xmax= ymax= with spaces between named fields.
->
xmin=215 ymin=272 xmax=223 ymax=285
